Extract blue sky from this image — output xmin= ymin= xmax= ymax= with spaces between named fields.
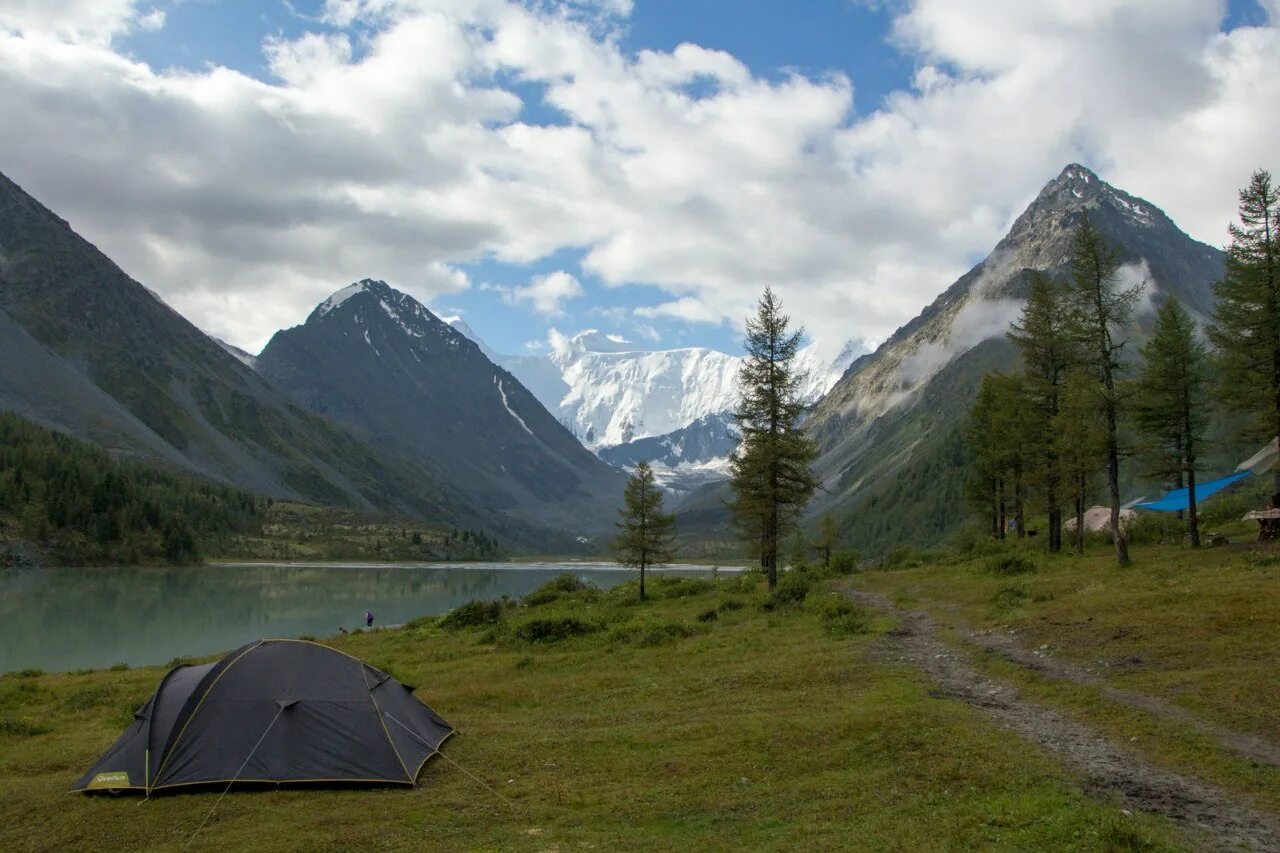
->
xmin=5 ymin=1 xmax=1275 ymax=358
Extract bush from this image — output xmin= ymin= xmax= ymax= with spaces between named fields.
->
xmin=1127 ymin=512 xmax=1188 ymax=546
xmin=649 ymin=576 xmax=715 ymax=599
xmin=697 ymin=608 xmax=719 ymax=623
xmin=610 ymin=620 xmax=697 ymax=647
xmin=525 ymin=574 xmax=590 ymax=606
xmin=991 ymin=585 xmax=1030 ymax=611
xmin=813 ymin=594 xmax=872 ymax=637
xmin=828 ymin=551 xmax=859 ymax=575
xmin=762 ymin=571 xmax=812 ymax=610
xmin=513 ymin=616 xmax=598 ymax=643
xmin=880 ymin=545 xmax=923 ymax=570
xmin=0 ymin=716 xmax=51 ymax=736
xmin=440 ymin=599 xmax=504 ymax=630
xmin=166 ymin=656 xmax=195 ymax=668
xmin=13 ymin=668 xmax=43 ymax=678
xmin=108 ymin=663 xmax=130 ymax=672
xmin=718 ymin=598 xmax=745 ymax=612
xmin=985 ymin=553 xmax=1038 ymax=576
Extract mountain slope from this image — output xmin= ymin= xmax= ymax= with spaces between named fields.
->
xmin=0 ymin=170 xmax=478 ymax=527
xmin=257 ymin=280 xmax=626 ymax=534
xmin=802 ymin=164 xmax=1225 ymax=554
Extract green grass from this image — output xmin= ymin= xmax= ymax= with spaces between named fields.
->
xmin=852 ymin=536 xmax=1280 ymax=813
xmin=0 ymin=573 xmax=1185 ymax=851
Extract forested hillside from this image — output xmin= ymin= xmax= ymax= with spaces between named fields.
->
xmin=0 ymin=413 xmax=262 ymax=565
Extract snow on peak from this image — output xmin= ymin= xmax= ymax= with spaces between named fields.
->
xmin=315 ymin=281 xmax=369 ymax=317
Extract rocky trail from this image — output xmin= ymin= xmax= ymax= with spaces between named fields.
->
xmin=843 ymin=589 xmax=1280 ymax=852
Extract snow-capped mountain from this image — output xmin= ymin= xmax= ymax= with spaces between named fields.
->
xmin=445 ymin=322 xmax=863 ymax=451
xmin=256 ymin=279 xmax=625 ymax=535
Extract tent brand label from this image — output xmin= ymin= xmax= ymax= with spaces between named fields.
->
xmin=88 ymin=771 xmax=130 ymax=789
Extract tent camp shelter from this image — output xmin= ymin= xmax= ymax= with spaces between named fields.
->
xmin=73 ymin=639 xmax=454 ymax=795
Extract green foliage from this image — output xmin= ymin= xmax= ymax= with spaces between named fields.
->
xmin=611 ymin=461 xmax=677 ymax=599
xmin=609 ymin=619 xmax=698 ymax=647
xmin=717 ymin=597 xmax=745 ymax=613
xmin=729 ymin=287 xmax=819 ymax=588
xmin=985 ymin=553 xmax=1038 ymax=576
xmin=440 ymin=599 xmax=505 ymax=630
xmin=512 ymin=616 xmax=599 ymax=643
xmin=828 ymin=550 xmax=859 ymax=575
xmin=762 ymin=571 xmax=811 ymax=610
xmin=0 ymin=412 xmax=262 ymax=565
xmin=1208 ymin=169 xmax=1280 ymax=463
xmin=813 ymin=594 xmax=872 ymax=638
xmin=1064 ymin=214 xmax=1145 ymax=565
xmin=0 ymin=716 xmax=51 ymax=737
xmin=647 ymin=576 xmax=714 ymax=599
xmin=524 ymin=574 xmax=591 ymax=606
xmin=1133 ymin=299 xmax=1210 ymax=545
xmin=696 ymin=608 xmax=719 ymax=623
xmin=1055 ymin=370 xmax=1109 ymax=554
xmin=880 ymin=545 xmax=924 ymax=570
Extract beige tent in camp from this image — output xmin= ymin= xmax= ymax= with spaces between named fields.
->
xmin=1063 ymin=506 xmax=1137 ymax=535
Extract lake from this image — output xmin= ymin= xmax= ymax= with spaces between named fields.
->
xmin=0 ymin=561 xmax=739 ymax=674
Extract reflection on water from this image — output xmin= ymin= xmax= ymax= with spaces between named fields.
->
xmin=0 ymin=562 xmax=737 ymax=674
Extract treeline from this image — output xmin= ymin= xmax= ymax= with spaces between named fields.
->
xmin=969 ymin=170 xmax=1279 ymax=564
xmin=0 ymin=413 xmax=263 ymax=565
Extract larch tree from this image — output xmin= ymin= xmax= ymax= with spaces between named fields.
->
xmin=967 ymin=375 xmax=1006 ymax=537
xmin=1008 ymin=271 xmax=1077 ymax=552
xmin=1208 ymin=169 xmax=1280 ymax=493
xmin=1063 ymin=214 xmax=1144 ymax=566
xmin=729 ymin=287 xmax=819 ymax=590
xmin=967 ymin=373 xmax=1035 ymax=538
xmin=1134 ymin=299 xmax=1210 ymax=547
xmin=1054 ymin=370 xmax=1108 ymax=555
xmin=816 ymin=513 xmax=840 ymax=569
xmin=612 ymin=461 xmax=677 ymax=601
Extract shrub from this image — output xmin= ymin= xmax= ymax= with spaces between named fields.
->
xmin=991 ymin=585 xmax=1031 ymax=611
xmin=828 ymin=551 xmax=859 ymax=575
xmin=650 ymin=576 xmax=715 ymax=599
xmin=1127 ymin=513 xmax=1187 ymax=546
xmin=985 ymin=553 xmax=1037 ymax=576
xmin=440 ymin=599 xmax=504 ymax=630
xmin=64 ymin=685 xmax=114 ymax=711
xmin=762 ymin=571 xmax=812 ymax=610
xmin=610 ymin=620 xmax=697 ymax=647
xmin=513 ymin=616 xmax=597 ymax=643
xmin=0 ymin=716 xmax=51 ymax=736
xmin=13 ymin=668 xmax=43 ymax=678
xmin=298 ymin=634 xmax=317 ymax=642
xmin=108 ymin=663 xmax=130 ymax=672
xmin=718 ymin=598 xmax=745 ymax=613
xmin=880 ymin=545 xmax=922 ymax=570
xmin=166 ymin=656 xmax=195 ymax=668
xmin=525 ymin=574 xmax=590 ymax=606
xmin=814 ymin=595 xmax=872 ymax=638
xmin=697 ymin=608 xmax=719 ymax=623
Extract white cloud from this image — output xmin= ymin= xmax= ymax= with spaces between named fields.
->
xmin=0 ymin=0 xmax=1276 ymax=352
xmin=504 ymin=270 xmax=583 ymax=315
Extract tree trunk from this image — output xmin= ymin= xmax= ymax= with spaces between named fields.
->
xmin=991 ymin=478 xmax=999 ymax=538
xmin=997 ymin=478 xmax=1007 ymax=540
xmin=640 ymin=557 xmax=646 ymax=600
xmin=1187 ymin=470 xmax=1200 ymax=548
xmin=1014 ymin=461 xmax=1026 ymax=539
xmin=1075 ymin=490 xmax=1085 ymax=556
xmin=1104 ymin=396 xmax=1130 ymax=566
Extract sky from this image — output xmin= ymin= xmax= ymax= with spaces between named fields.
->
xmin=0 ymin=0 xmax=1277 ymax=359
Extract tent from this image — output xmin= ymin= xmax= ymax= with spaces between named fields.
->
xmin=1132 ymin=471 xmax=1252 ymax=512
xmin=73 ymin=639 xmax=453 ymax=794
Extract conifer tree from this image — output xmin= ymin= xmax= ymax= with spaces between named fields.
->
xmin=1134 ymin=299 xmax=1209 ymax=546
xmin=611 ymin=461 xmax=677 ymax=601
xmin=729 ymin=288 xmax=819 ymax=589
xmin=1063 ymin=214 xmax=1144 ymax=566
xmin=1055 ymin=371 xmax=1108 ymax=555
xmin=1008 ymin=271 xmax=1077 ymax=552
xmin=1208 ymin=170 xmax=1280 ymax=492
xmin=967 ymin=376 xmax=1005 ymax=537
xmin=967 ymin=373 xmax=1035 ymax=538
xmin=816 ymin=513 xmax=840 ymax=569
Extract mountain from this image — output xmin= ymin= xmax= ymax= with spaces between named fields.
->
xmin=447 ymin=321 xmax=861 ymax=461
xmin=256 ymin=280 xmax=626 ymax=534
xmin=799 ymin=164 xmax=1226 ymax=554
xmin=0 ymin=170 xmax=480 ymax=526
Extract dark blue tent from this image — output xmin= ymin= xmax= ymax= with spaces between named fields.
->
xmin=73 ymin=639 xmax=453 ymax=794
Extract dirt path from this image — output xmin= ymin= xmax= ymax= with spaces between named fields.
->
xmin=964 ymin=619 xmax=1280 ymax=770
xmin=844 ymin=589 xmax=1280 ymax=852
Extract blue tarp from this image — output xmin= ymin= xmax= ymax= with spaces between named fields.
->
xmin=1133 ymin=471 xmax=1252 ymax=512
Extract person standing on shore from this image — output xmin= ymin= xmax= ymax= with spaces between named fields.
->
xmin=365 ymin=610 xmax=374 ymax=628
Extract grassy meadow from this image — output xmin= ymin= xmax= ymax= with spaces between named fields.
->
xmin=0 ymin=568 xmax=1197 ymax=852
